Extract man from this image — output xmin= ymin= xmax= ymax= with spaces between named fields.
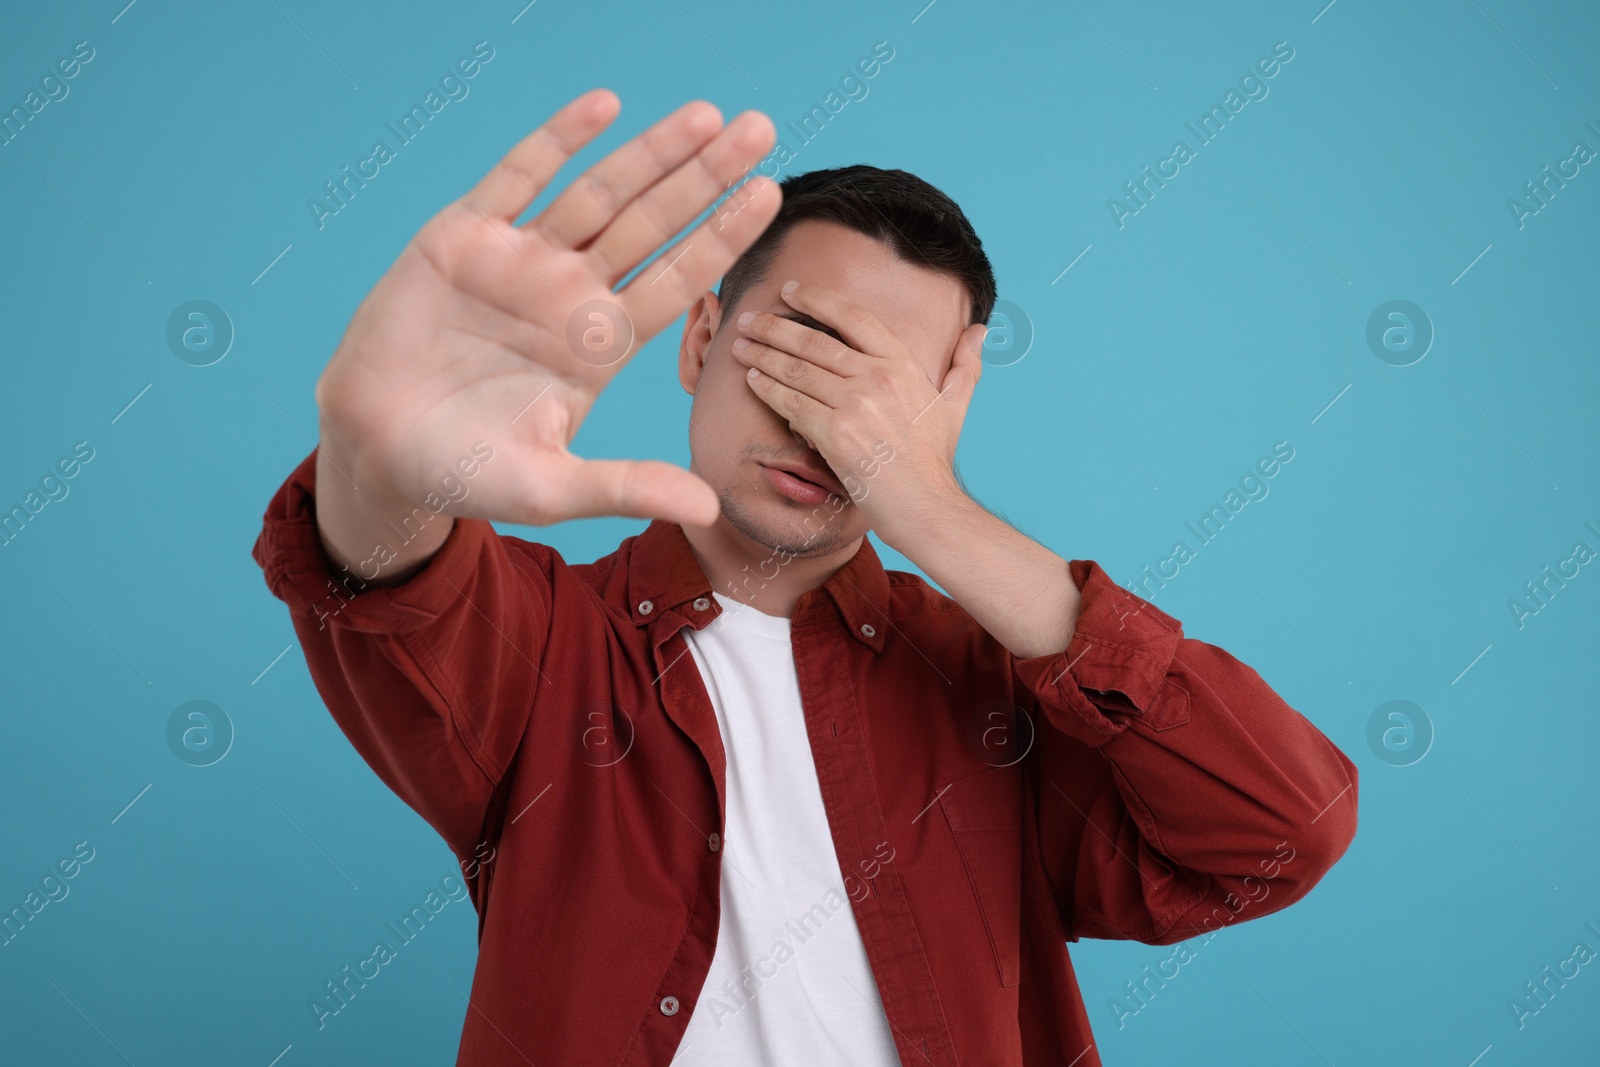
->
xmin=253 ymin=89 xmax=1357 ymax=1065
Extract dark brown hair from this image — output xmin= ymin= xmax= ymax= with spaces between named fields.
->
xmin=717 ymin=165 xmax=996 ymax=329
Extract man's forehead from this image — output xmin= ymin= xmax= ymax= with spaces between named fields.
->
xmin=752 ymin=220 xmax=970 ymax=331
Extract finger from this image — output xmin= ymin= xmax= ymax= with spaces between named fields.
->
xmin=940 ymin=322 xmax=987 ymax=426
xmin=531 ymin=100 xmax=724 ymax=249
xmin=618 ymin=174 xmax=782 ymax=342
xmin=736 ymin=310 xmax=861 ymax=377
xmin=589 ymin=111 xmax=776 ymax=286
xmin=731 ymin=336 xmax=846 ymax=406
xmin=463 ymin=88 xmax=621 ymax=221
xmin=745 ymin=365 xmax=830 ymax=439
xmin=777 ymin=280 xmax=900 ymax=357
xmin=553 ymin=457 xmax=721 ymax=527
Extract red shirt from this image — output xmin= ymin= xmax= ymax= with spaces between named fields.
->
xmin=252 ymin=449 xmax=1358 ymax=1066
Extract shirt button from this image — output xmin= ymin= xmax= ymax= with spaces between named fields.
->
xmin=638 ymin=600 xmax=654 ymax=615
xmin=693 ymin=597 xmax=710 ymax=611
xmin=708 ymin=832 xmax=721 ymax=852
xmin=860 ymin=623 xmax=877 ymax=638
xmin=660 ymin=995 xmax=680 ymax=1016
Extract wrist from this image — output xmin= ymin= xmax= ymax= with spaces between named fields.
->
xmin=312 ymin=443 xmax=455 ymax=587
xmin=870 ymin=470 xmax=976 ymax=557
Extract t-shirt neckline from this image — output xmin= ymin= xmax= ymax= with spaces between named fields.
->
xmin=708 ymin=590 xmax=792 ymax=640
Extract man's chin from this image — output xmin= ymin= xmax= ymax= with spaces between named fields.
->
xmin=719 ymin=488 xmax=856 ymax=559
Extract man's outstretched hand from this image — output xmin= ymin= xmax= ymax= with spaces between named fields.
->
xmin=311 ymin=89 xmax=780 ymax=583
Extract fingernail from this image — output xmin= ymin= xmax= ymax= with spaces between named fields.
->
xmin=731 ymin=336 xmax=749 ymax=352
xmin=737 ymin=311 xmax=754 ymax=327
xmin=781 ymin=280 xmax=798 ymax=298
xmin=747 ymin=367 xmax=761 ymax=379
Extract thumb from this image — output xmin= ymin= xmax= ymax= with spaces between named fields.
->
xmin=940 ymin=323 xmax=986 ymax=425
xmin=557 ymin=457 xmax=722 ymax=527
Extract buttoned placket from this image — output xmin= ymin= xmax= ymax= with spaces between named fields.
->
xmin=784 ymin=588 xmax=960 ymax=1066
xmin=622 ymin=596 xmax=729 ymax=1064
xmin=622 ymin=543 xmax=956 ymax=1065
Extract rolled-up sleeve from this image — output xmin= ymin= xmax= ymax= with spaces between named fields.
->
xmin=251 ymin=449 xmax=554 ymax=860
xmin=1012 ymin=559 xmax=1358 ymax=945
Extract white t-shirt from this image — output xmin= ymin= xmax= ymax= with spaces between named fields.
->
xmin=674 ymin=591 xmax=900 ymax=1066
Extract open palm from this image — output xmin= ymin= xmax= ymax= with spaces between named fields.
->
xmin=314 ymin=89 xmax=780 ymax=530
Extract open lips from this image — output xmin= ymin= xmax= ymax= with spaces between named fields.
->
xmin=760 ymin=459 xmax=849 ymax=505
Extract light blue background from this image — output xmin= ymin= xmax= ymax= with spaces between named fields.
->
xmin=2 ymin=1 xmax=1596 ymax=1064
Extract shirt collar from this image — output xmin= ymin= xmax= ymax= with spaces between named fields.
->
xmin=625 ymin=519 xmax=889 ymax=652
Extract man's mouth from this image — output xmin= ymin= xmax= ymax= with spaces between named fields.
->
xmin=759 ymin=460 xmax=847 ymax=505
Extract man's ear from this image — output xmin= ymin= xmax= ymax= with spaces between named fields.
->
xmin=678 ymin=289 xmax=722 ymax=396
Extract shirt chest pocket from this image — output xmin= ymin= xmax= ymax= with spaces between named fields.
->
xmin=939 ymin=768 xmax=1023 ymax=988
